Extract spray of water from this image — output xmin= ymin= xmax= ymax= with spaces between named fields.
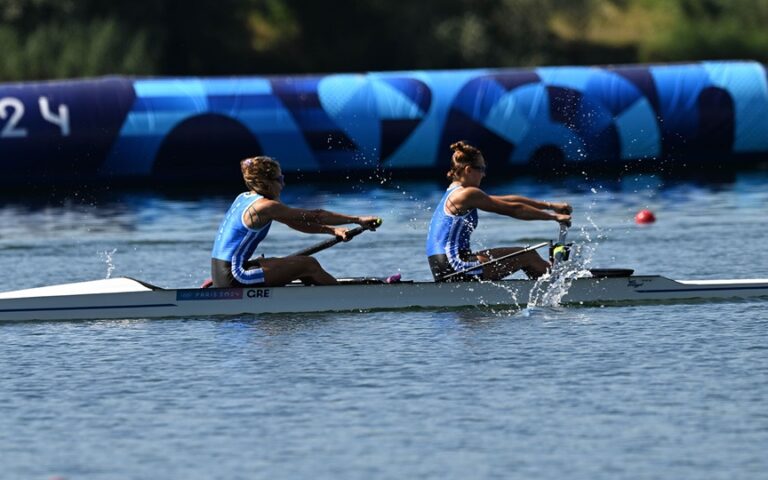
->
xmin=526 ymin=204 xmax=603 ymax=308
xmin=474 ymin=279 xmax=523 ymax=317
xmin=527 ymin=257 xmax=592 ymax=307
xmin=522 ymin=175 xmax=612 ymax=309
xmin=526 ymin=181 xmax=606 ymax=310
xmin=99 ymin=248 xmax=118 ymax=279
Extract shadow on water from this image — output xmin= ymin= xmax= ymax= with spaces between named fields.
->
xmin=213 ymin=311 xmax=360 ymax=337
xmin=213 ymin=307 xmax=531 ymax=335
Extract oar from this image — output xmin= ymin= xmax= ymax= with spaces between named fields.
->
xmin=551 ymin=223 xmax=570 ymax=263
xmin=289 ymin=218 xmax=382 ymax=257
xmin=439 ymin=241 xmax=550 ymax=281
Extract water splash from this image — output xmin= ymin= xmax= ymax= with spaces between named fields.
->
xmin=527 ymin=254 xmax=592 ymax=308
xmin=474 ymin=279 xmax=523 ymax=317
xmin=99 ymin=248 xmax=118 ymax=279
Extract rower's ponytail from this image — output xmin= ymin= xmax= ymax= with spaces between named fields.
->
xmin=446 ymin=141 xmax=483 ymax=180
xmin=241 ymin=156 xmax=281 ymax=195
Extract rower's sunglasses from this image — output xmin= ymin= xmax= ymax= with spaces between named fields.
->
xmin=274 ymin=174 xmax=285 ymax=186
xmin=471 ymin=164 xmax=487 ymax=173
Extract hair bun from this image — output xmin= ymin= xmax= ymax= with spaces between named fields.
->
xmin=446 ymin=141 xmax=483 ymax=181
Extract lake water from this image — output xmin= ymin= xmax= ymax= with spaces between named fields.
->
xmin=1 ymin=172 xmax=767 ymax=479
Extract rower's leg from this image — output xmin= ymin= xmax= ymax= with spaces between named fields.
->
xmin=259 ymin=256 xmax=338 ymax=286
xmin=477 ymin=247 xmax=549 ymax=280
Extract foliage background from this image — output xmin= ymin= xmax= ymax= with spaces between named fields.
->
xmin=0 ymin=0 xmax=766 ymax=80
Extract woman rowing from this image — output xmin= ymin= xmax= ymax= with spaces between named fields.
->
xmin=211 ymin=156 xmax=380 ymax=287
xmin=426 ymin=141 xmax=572 ymax=281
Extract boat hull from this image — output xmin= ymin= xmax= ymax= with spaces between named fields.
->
xmin=1 ymin=276 xmax=768 ymax=322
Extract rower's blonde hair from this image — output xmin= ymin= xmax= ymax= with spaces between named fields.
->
xmin=447 ymin=141 xmax=484 ymax=180
xmin=240 ymin=156 xmax=280 ymax=195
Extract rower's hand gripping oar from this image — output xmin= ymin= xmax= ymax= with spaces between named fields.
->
xmin=289 ymin=218 xmax=382 ymax=257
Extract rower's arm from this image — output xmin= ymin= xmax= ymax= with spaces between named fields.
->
xmin=258 ymin=201 xmax=376 ymax=233
xmin=496 ymin=195 xmax=572 ymax=214
xmin=281 ymin=219 xmax=337 ymax=236
xmin=462 ymin=188 xmax=570 ymax=224
xmin=495 ymin=194 xmax=546 ymax=208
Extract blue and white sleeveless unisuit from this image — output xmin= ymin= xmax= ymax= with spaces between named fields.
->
xmin=426 ymin=186 xmax=482 ymax=281
xmin=211 ymin=192 xmax=272 ymax=287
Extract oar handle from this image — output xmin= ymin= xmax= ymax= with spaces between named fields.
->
xmin=551 ymin=223 xmax=571 ymax=263
xmin=289 ymin=218 xmax=382 ymax=257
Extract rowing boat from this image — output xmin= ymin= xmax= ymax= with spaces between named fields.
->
xmin=1 ymin=271 xmax=767 ymax=322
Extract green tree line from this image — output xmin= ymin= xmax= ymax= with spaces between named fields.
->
xmin=1 ymin=0 xmax=767 ymax=81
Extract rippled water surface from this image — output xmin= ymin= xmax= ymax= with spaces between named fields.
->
xmin=1 ymin=173 xmax=767 ymax=479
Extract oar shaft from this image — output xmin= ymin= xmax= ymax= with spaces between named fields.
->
xmin=289 ymin=226 xmax=367 ymax=257
xmin=288 ymin=219 xmax=382 ymax=257
xmin=440 ymin=241 xmax=550 ymax=280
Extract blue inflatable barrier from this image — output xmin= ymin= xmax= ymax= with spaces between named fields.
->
xmin=1 ymin=61 xmax=767 ymax=186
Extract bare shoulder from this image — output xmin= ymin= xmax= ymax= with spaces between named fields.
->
xmin=254 ymin=199 xmax=306 ymax=223
xmin=246 ymin=197 xmax=281 ymax=218
xmin=253 ymin=197 xmax=279 ymax=208
xmin=454 ymin=186 xmax=488 ymax=206
xmin=460 ymin=186 xmax=485 ymax=197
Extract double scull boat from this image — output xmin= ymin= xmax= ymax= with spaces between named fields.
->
xmin=2 ymin=225 xmax=766 ymax=322
xmin=0 ymin=271 xmax=767 ymax=322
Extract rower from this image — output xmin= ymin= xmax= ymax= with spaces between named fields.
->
xmin=211 ymin=156 xmax=380 ymax=287
xmin=426 ymin=141 xmax=572 ymax=282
